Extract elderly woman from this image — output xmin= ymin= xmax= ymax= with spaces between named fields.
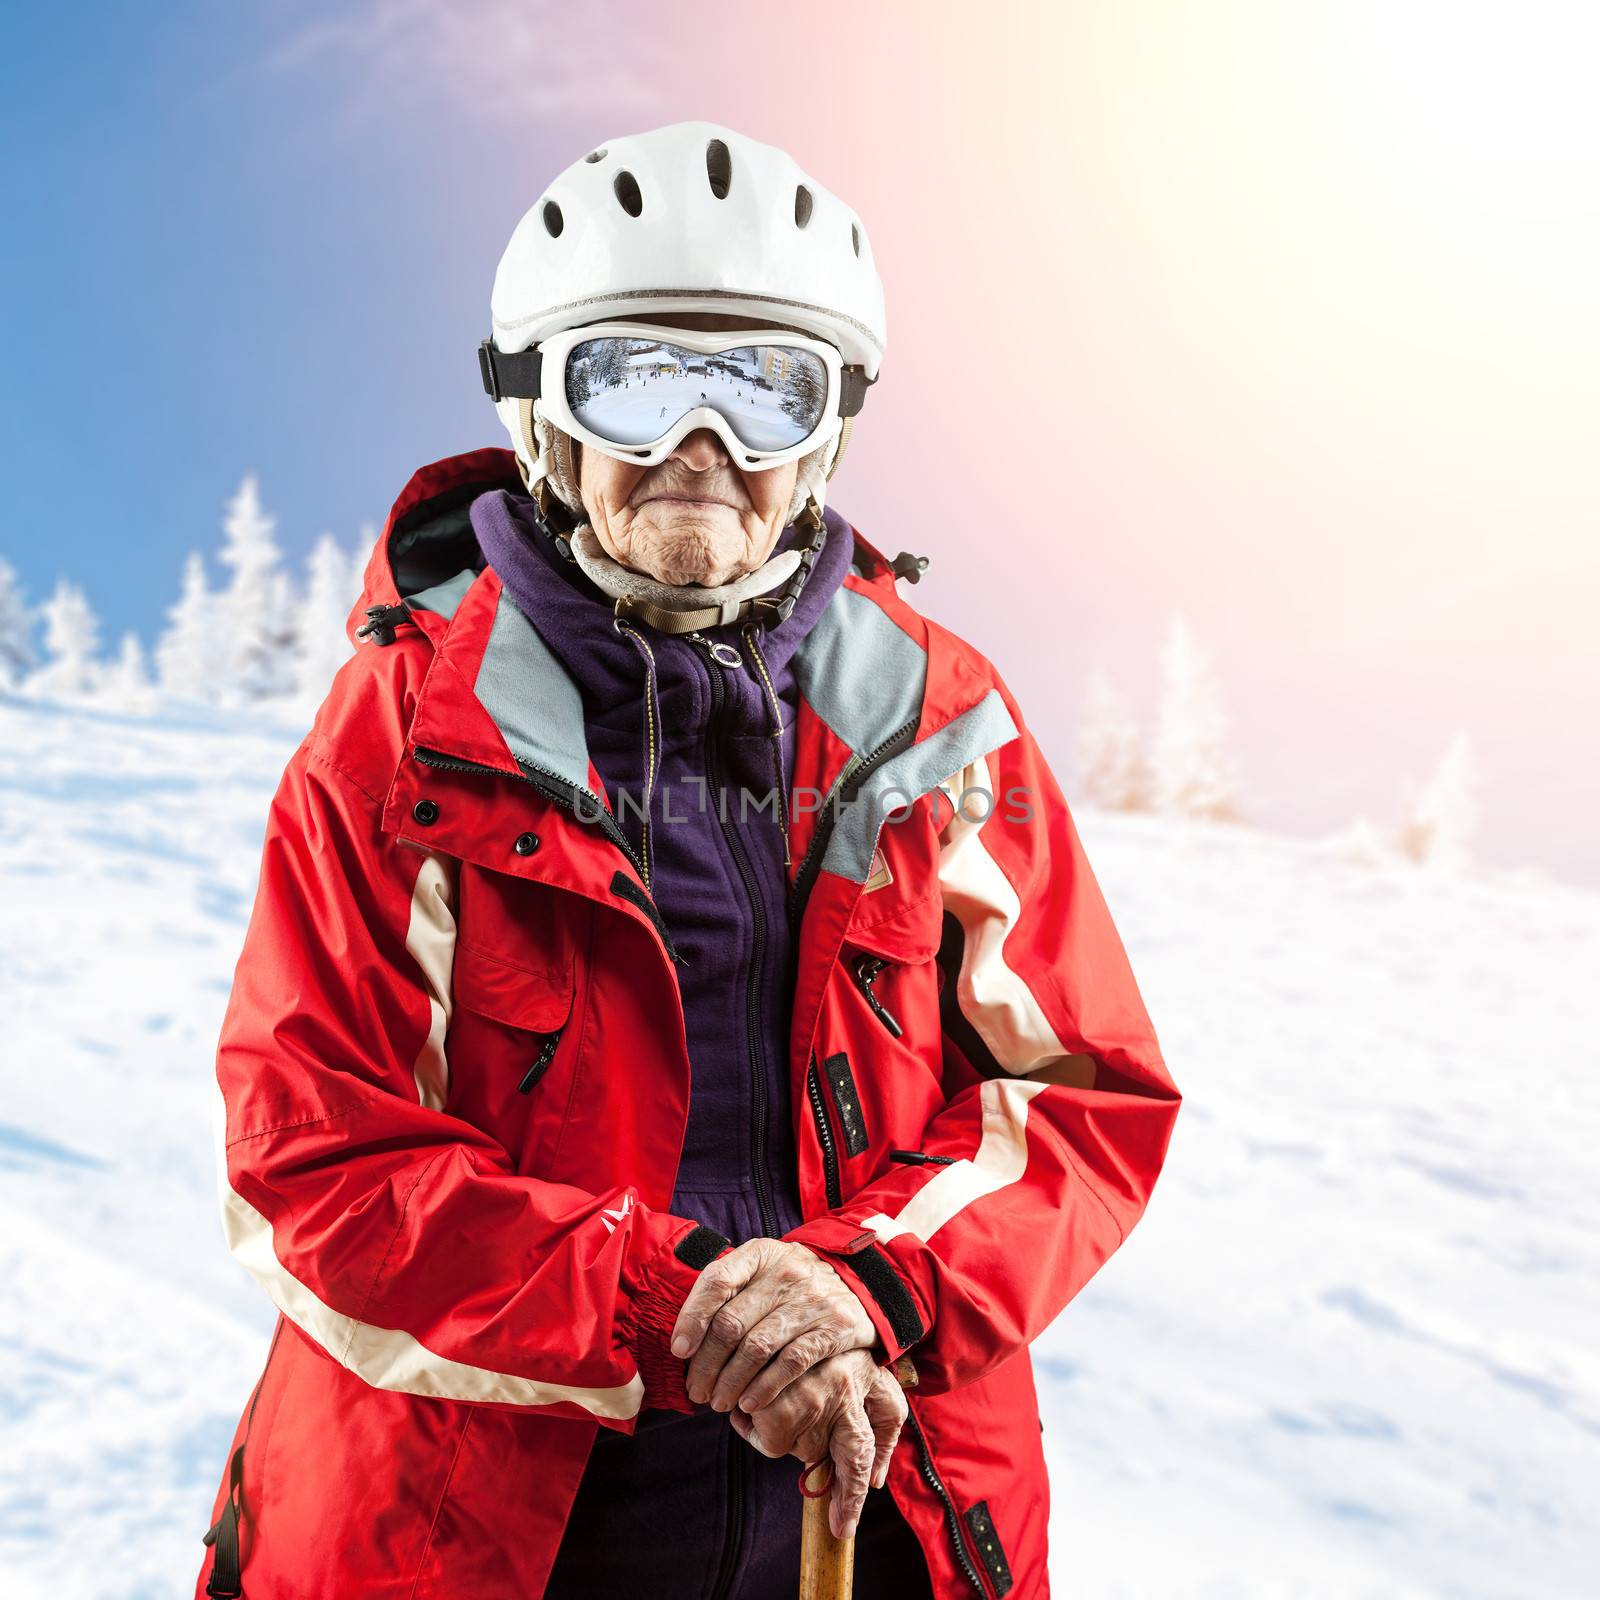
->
xmin=196 ymin=123 xmax=1180 ymax=1600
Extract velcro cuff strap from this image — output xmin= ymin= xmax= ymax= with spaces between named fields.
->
xmin=841 ymin=1242 xmax=924 ymax=1352
xmin=674 ymin=1223 xmax=734 ymax=1271
xmin=784 ymin=1219 xmax=928 ymax=1363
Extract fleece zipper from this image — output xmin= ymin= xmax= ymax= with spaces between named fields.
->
xmin=686 ymin=633 xmax=781 ymax=1241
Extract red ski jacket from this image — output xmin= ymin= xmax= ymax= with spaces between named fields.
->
xmin=195 ymin=448 xmax=1182 ymax=1600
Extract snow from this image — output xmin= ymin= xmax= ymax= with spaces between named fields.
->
xmin=568 ymin=355 xmax=816 ymax=453
xmin=2 ymin=692 xmax=1595 ymax=1597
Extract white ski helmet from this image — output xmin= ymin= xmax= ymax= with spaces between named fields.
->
xmin=482 ymin=120 xmax=886 ymax=525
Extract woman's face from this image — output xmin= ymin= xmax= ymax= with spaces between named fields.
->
xmin=575 ymin=312 xmax=804 ymax=588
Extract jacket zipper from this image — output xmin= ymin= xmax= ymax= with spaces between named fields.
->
xmin=412 ymin=743 xmax=650 ymax=883
xmin=904 ymin=1403 xmax=989 ymax=1597
xmin=805 ymin=1049 xmax=842 ymax=1209
xmin=851 ymin=953 xmax=903 ymax=1037
xmin=787 ymin=716 xmax=919 ymax=936
xmin=516 ymin=1023 xmax=565 ymax=1094
xmin=689 ymin=635 xmax=780 ymax=1240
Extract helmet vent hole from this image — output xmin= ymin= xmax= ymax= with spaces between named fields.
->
xmin=584 ymin=148 xmax=607 ymax=163
xmin=541 ymin=201 xmax=563 ymax=238
xmin=850 ymin=222 xmax=861 ymax=257
xmin=705 ymin=139 xmax=732 ymax=199
xmin=613 ymin=170 xmax=643 ymax=217
xmin=794 ymin=185 xmax=814 ymax=228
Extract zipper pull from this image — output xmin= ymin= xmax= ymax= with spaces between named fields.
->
xmin=517 ymin=1026 xmax=564 ymax=1094
xmin=686 ymin=630 xmax=744 ymax=669
xmin=890 ymin=1149 xmax=957 ymax=1167
xmin=851 ymin=953 xmax=904 ymax=1038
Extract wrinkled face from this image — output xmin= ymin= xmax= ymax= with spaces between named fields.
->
xmin=574 ymin=312 xmax=805 ymax=588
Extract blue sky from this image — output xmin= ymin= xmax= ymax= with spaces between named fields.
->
xmin=2 ymin=2 xmax=548 ymax=621
xmin=5 ymin=2 xmax=1594 ymax=885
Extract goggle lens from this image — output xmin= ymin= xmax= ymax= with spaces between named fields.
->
xmin=565 ymin=337 xmax=830 ymax=454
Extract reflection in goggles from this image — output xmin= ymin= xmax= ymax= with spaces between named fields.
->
xmin=565 ymin=337 xmax=829 ymax=452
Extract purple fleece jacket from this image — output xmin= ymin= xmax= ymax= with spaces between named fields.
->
xmin=470 ymin=489 xmax=932 ymax=1599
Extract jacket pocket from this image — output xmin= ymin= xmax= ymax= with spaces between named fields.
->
xmin=840 ymin=887 xmax=942 ymax=1048
xmin=450 ymin=942 xmax=575 ymax=1094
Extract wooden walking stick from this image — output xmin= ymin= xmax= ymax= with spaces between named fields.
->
xmin=797 ymin=1354 xmax=917 ymax=1600
xmin=798 ymin=1454 xmax=853 ymax=1599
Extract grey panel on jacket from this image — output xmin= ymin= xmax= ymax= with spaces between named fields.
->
xmin=404 ymin=567 xmax=478 ymax=620
xmin=820 ymin=688 xmax=1019 ymax=883
xmin=792 ymin=583 xmax=926 ymax=759
xmin=473 ymin=587 xmax=592 ymax=790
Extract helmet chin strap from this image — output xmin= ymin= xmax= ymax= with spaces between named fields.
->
xmin=568 ymin=521 xmax=807 ymax=634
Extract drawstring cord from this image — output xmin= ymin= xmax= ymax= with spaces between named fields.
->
xmin=613 ymin=617 xmax=660 ymax=893
xmin=741 ymin=622 xmax=792 ymax=868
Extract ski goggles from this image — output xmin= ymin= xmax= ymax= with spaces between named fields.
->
xmin=478 ymin=321 xmax=875 ymax=470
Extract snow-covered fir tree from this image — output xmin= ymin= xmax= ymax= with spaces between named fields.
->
xmin=1075 ymin=662 xmax=1152 ymax=811
xmin=349 ymin=523 xmax=376 ymax=611
xmin=1396 ymin=731 xmax=1478 ymax=874
xmin=97 ymin=630 xmax=159 ymax=715
xmin=155 ymin=551 xmax=223 ymax=703
xmin=0 ymin=555 xmax=38 ymax=693
xmin=291 ymin=531 xmax=359 ymax=709
xmin=25 ymin=577 xmax=102 ymax=700
xmin=1316 ymin=814 xmax=1395 ymax=870
xmin=216 ymin=473 xmax=296 ymax=703
xmin=1149 ymin=613 xmax=1244 ymax=822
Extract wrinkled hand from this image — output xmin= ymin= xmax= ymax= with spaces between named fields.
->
xmin=727 ymin=1348 xmax=907 ymax=1539
xmin=670 ymin=1239 xmax=878 ymax=1414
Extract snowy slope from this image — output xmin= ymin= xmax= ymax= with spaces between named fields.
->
xmin=1 ymin=693 xmax=1594 ymax=1598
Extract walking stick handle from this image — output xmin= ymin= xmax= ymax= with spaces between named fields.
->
xmin=796 ymin=1354 xmax=917 ymax=1600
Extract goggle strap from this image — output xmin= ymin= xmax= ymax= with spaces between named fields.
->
xmin=480 ymin=339 xmax=543 ymax=402
xmin=838 ymin=366 xmax=875 ymax=418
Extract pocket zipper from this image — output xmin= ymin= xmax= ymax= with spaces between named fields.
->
xmin=851 ymin=953 xmax=903 ymax=1037
xmin=517 ymin=1024 xmax=565 ymax=1094
xmin=805 ymin=1050 xmax=842 ymax=1209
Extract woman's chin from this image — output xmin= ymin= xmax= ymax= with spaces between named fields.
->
xmin=628 ymin=510 xmax=749 ymax=587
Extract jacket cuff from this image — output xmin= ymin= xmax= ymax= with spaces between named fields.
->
xmin=622 ymin=1223 xmax=734 ymax=1412
xmin=782 ymin=1217 xmax=930 ymax=1367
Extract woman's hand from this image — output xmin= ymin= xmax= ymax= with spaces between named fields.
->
xmin=727 ymin=1348 xmax=908 ymax=1539
xmin=670 ymin=1238 xmax=878 ymax=1414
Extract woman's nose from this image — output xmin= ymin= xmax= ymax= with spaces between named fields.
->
xmin=671 ymin=427 xmax=729 ymax=472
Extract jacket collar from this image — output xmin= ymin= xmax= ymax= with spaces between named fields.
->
xmin=361 ymin=449 xmax=1019 ymax=902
